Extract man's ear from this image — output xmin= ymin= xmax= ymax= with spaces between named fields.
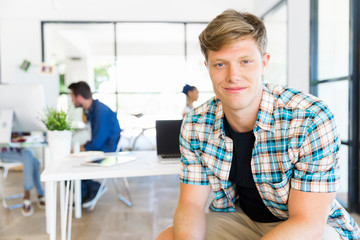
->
xmin=77 ymin=94 xmax=84 ymax=102
xmin=262 ymin=53 xmax=270 ymax=74
xmin=204 ymin=60 xmax=207 ymax=68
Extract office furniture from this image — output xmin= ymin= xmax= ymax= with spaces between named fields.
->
xmin=0 ymin=161 xmax=24 ymax=209
xmin=90 ymin=135 xmax=133 ymax=211
xmin=0 ymin=141 xmax=48 ymax=211
xmin=41 ymin=150 xmax=180 ymax=240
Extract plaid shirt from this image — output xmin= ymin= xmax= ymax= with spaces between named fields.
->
xmin=179 ymin=84 xmax=360 ymax=239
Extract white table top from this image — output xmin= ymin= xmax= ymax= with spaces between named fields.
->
xmin=41 ymin=151 xmax=180 ymax=182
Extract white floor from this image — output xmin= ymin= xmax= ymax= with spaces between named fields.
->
xmin=0 ymin=171 xmax=180 ymax=240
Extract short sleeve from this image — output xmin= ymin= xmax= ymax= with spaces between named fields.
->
xmin=179 ymin=116 xmax=210 ymax=185
xmin=291 ymin=107 xmax=341 ymax=193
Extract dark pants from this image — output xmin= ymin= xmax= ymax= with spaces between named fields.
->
xmin=81 ymin=180 xmax=100 ymax=202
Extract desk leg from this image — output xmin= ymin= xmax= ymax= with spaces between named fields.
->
xmin=49 ymin=181 xmax=57 ymax=240
xmin=74 ymin=180 xmax=81 ymax=218
xmin=68 ymin=180 xmax=74 ymax=240
xmin=45 ymin=181 xmax=50 ymax=234
xmin=61 ymin=180 xmax=69 ymax=240
xmin=44 ymin=147 xmax=51 ymax=234
xmin=60 ymin=180 xmax=74 ymax=240
xmin=60 ymin=181 xmax=65 ymax=240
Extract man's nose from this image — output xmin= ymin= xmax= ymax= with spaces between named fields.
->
xmin=228 ymin=64 xmax=241 ymax=82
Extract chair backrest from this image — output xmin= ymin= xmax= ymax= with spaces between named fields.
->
xmin=115 ymin=133 xmax=122 ymax=152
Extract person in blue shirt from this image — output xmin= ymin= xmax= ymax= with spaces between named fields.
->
xmin=68 ymin=81 xmax=121 ymax=208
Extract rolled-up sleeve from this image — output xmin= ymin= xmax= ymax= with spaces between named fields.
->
xmin=291 ymin=107 xmax=341 ymax=193
xmin=179 ymin=116 xmax=209 ymax=185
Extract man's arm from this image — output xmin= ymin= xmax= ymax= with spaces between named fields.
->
xmin=84 ymin=111 xmax=110 ymax=151
xmin=261 ymin=188 xmax=335 ymax=240
xmin=173 ymin=182 xmax=211 ymax=240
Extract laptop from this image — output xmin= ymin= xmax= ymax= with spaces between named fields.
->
xmin=0 ymin=110 xmax=13 ymax=146
xmin=156 ymin=120 xmax=182 ymax=163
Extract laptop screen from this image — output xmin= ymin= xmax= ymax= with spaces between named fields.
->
xmin=155 ymin=120 xmax=182 ymax=156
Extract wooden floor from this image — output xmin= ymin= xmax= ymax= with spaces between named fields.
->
xmin=0 ymin=171 xmax=180 ymax=240
xmin=1 ymin=170 xmax=360 ymax=240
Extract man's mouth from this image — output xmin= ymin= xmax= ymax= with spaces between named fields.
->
xmin=224 ymin=87 xmax=247 ymax=93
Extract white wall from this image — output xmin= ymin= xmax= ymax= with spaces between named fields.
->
xmin=255 ymin=0 xmax=310 ymax=93
xmin=0 ymin=0 xmax=253 ymax=83
xmin=253 ymin=0 xmax=282 ymax=16
xmin=0 ymin=20 xmax=42 ymax=83
xmin=287 ymin=0 xmax=310 ymax=93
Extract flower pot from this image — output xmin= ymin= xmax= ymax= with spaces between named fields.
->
xmin=47 ymin=130 xmax=72 ymax=163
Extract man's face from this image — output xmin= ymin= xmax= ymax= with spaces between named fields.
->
xmin=206 ymin=37 xmax=270 ymax=113
xmin=70 ymin=90 xmax=81 ymax=108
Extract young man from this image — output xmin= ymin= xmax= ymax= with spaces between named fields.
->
xmin=68 ymin=81 xmax=121 ymax=208
xmin=158 ymin=10 xmax=360 ymax=239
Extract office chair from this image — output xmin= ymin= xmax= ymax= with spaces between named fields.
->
xmin=0 ymin=160 xmax=24 ymax=209
xmin=87 ymin=136 xmax=132 ymax=211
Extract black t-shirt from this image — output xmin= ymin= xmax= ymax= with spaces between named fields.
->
xmin=224 ymin=116 xmax=282 ymax=223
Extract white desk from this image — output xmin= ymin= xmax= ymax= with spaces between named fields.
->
xmin=41 ymin=151 xmax=180 ymax=240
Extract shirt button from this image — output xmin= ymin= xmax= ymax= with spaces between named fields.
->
xmin=227 ymin=155 xmax=231 ymax=159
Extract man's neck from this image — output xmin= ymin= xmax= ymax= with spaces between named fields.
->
xmin=223 ymin=107 xmax=259 ymax=133
xmin=82 ymin=99 xmax=94 ymax=110
xmin=222 ymin=94 xmax=262 ymax=133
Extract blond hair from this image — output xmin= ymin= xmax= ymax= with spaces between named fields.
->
xmin=199 ymin=9 xmax=267 ymax=60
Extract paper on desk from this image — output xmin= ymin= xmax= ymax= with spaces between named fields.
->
xmin=67 ymin=151 xmax=105 ymax=162
xmin=80 ymin=155 xmax=136 ymax=167
xmin=70 ymin=151 xmax=104 ymax=158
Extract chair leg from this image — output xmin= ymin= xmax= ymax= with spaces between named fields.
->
xmin=112 ymin=178 xmax=132 ymax=207
xmin=88 ymin=179 xmax=108 ymax=211
xmin=0 ymin=171 xmax=24 ymax=209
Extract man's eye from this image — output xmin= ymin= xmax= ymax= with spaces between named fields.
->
xmin=216 ymin=63 xmax=224 ymax=67
xmin=242 ymin=60 xmax=249 ymax=64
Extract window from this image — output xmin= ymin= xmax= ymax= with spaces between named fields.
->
xmin=262 ymin=1 xmax=288 ymax=86
xmin=43 ymin=21 xmax=210 ymax=128
xmin=310 ymin=0 xmax=350 ymax=207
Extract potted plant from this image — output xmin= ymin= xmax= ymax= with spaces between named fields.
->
xmin=42 ymin=107 xmax=73 ymax=163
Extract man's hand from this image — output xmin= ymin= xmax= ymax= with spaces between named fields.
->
xmin=80 ymin=145 xmax=85 ymax=152
xmin=261 ymin=188 xmax=335 ymax=240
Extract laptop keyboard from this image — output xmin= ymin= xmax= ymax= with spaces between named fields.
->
xmin=161 ymin=154 xmax=181 ymax=159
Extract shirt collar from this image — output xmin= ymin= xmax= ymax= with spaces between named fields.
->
xmin=254 ymin=84 xmax=275 ymax=133
xmin=212 ymin=84 xmax=276 ymax=136
xmin=209 ymin=97 xmax=226 ymax=140
xmin=85 ymin=99 xmax=96 ymax=116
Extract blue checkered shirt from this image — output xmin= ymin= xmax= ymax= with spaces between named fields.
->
xmin=179 ymin=84 xmax=360 ymax=239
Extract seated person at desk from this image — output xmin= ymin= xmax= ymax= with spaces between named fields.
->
xmin=0 ymin=133 xmax=45 ymax=216
xmin=68 ymin=81 xmax=121 ymax=208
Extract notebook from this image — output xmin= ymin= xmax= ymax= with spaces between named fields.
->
xmin=155 ymin=120 xmax=182 ymax=163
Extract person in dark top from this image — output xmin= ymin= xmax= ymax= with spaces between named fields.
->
xmin=157 ymin=9 xmax=359 ymax=240
xmin=68 ymin=81 xmax=121 ymax=208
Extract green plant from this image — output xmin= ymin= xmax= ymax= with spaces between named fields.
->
xmin=42 ymin=107 xmax=73 ymax=131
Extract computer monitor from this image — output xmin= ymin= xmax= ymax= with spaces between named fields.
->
xmin=0 ymin=83 xmax=47 ymax=132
